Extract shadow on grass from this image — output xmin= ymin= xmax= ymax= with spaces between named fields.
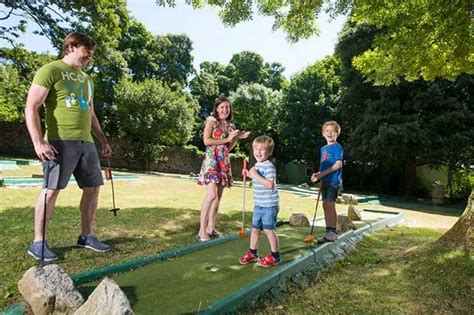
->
xmin=252 ymin=227 xmax=473 ymax=314
xmin=0 ymin=205 xmax=251 ymax=310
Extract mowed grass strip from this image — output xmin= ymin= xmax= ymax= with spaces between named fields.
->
xmin=252 ymin=227 xmax=474 ymax=314
xmin=0 ymin=169 xmax=319 ymax=309
xmin=77 ymin=225 xmax=323 ymax=314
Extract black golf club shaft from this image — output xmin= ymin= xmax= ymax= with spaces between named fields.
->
xmin=107 ymin=160 xmax=119 ymax=216
xmin=41 ymin=160 xmax=50 ymax=264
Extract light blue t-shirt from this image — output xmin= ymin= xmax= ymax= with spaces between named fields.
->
xmin=252 ymin=160 xmax=279 ymax=207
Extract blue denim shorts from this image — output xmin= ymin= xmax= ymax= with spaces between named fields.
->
xmin=321 ymin=184 xmax=339 ymax=202
xmin=252 ymin=205 xmax=279 ymax=230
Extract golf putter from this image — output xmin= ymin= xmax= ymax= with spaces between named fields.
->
xmin=105 ymin=160 xmax=120 ymax=216
xmin=40 ymin=160 xmax=51 ymax=266
xmin=304 ymin=182 xmax=323 ymax=244
xmin=238 ymin=159 xmax=248 ymax=238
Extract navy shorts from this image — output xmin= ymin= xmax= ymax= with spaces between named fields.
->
xmin=43 ymin=140 xmax=104 ymax=189
xmin=252 ymin=205 xmax=279 ymax=230
xmin=321 ymin=183 xmax=339 ymax=202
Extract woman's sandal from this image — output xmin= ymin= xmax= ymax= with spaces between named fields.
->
xmin=196 ymin=235 xmax=210 ymax=242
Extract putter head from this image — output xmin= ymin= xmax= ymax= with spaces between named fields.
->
xmin=110 ymin=208 xmax=120 ymax=216
xmin=238 ymin=229 xmax=248 ymax=238
xmin=304 ymin=235 xmax=315 ymax=243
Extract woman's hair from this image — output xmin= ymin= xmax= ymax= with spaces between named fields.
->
xmin=253 ymin=135 xmax=275 ymax=155
xmin=212 ymin=96 xmax=233 ymax=121
xmin=322 ymin=121 xmax=341 ymax=135
xmin=61 ymin=32 xmax=96 ymax=57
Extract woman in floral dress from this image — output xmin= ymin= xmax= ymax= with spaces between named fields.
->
xmin=197 ymin=97 xmax=250 ymax=242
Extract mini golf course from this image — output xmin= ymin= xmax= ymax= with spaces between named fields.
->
xmin=1 ymin=209 xmax=401 ymax=315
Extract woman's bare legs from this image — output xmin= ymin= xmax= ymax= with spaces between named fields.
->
xmin=206 ymin=185 xmax=224 ymax=236
xmin=198 ymin=183 xmax=219 ymax=240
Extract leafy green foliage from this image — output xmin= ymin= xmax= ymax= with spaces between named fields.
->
xmin=1 ymin=0 xmax=129 ymax=52
xmin=114 ymin=79 xmax=198 ymax=169
xmin=351 ymin=0 xmax=474 ymax=84
xmin=0 ymin=66 xmax=27 ymax=121
xmin=230 ymin=83 xmax=283 ymax=152
xmin=0 ymin=47 xmax=55 ymax=122
xmin=167 ymin=0 xmax=473 ymax=84
xmin=277 ymin=56 xmax=341 ymax=165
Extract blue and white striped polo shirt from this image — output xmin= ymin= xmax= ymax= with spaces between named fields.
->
xmin=252 ymin=160 xmax=279 ymax=207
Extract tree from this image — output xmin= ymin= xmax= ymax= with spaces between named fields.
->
xmin=226 ymin=51 xmax=266 ymax=91
xmin=1 ymin=0 xmax=129 ymax=52
xmin=118 ymin=20 xmax=195 ymax=86
xmin=230 ymin=83 xmax=282 ymax=153
xmin=114 ymin=79 xmax=198 ymax=170
xmin=277 ymin=56 xmax=341 ymax=165
xmin=157 ymin=0 xmax=474 ymax=84
xmin=438 ymin=189 xmax=473 ymax=250
xmin=0 ymin=47 xmax=55 ymax=122
xmin=0 ymin=65 xmax=27 ymax=121
xmin=262 ymin=62 xmax=288 ymax=90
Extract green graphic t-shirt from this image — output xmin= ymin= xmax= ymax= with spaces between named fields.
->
xmin=33 ymin=60 xmax=94 ymax=142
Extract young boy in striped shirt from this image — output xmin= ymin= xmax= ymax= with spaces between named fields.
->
xmin=239 ymin=135 xmax=280 ymax=267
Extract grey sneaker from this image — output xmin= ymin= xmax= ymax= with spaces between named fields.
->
xmin=28 ymin=241 xmax=58 ymax=261
xmin=77 ymin=235 xmax=110 ymax=252
xmin=317 ymin=231 xmax=338 ymax=243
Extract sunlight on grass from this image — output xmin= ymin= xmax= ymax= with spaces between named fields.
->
xmin=253 ymin=227 xmax=473 ymax=314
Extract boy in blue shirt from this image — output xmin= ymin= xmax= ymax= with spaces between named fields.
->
xmin=311 ymin=121 xmax=343 ymax=243
xmin=239 ymin=135 xmax=280 ymax=267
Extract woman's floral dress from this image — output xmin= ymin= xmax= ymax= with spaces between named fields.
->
xmin=198 ymin=119 xmax=236 ymax=187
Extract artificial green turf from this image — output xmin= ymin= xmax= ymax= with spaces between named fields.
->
xmin=76 ymin=211 xmax=392 ymax=314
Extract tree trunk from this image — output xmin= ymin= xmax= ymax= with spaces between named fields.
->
xmin=438 ymin=189 xmax=473 ymax=249
xmin=404 ymin=157 xmax=416 ymax=196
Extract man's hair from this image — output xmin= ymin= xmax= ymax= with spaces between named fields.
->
xmin=212 ymin=96 xmax=233 ymax=121
xmin=322 ymin=121 xmax=341 ymax=135
xmin=253 ymin=135 xmax=275 ymax=155
xmin=61 ymin=32 xmax=96 ymax=57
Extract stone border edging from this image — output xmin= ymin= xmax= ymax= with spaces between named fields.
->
xmin=0 ymin=234 xmax=238 ymax=315
xmin=198 ymin=211 xmax=404 ymax=314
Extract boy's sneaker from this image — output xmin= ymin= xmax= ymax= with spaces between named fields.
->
xmin=27 ymin=241 xmax=58 ymax=261
xmin=317 ymin=231 xmax=338 ymax=243
xmin=77 ymin=235 xmax=110 ymax=252
xmin=257 ymin=254 xmax=281 ymax=268
xmin=239 ymin=250 xmax=258 ymax=265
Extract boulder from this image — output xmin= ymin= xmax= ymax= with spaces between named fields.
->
xmin=348 ymin=205 xmax=362 ymax=221
xmin=74 ymin=278 xmax=133 ymax=315
xmin=337 ymin=215 xmax=356 ymax=232
xmin=18 ymin=264 xmax=84 ymax=315
xmin=289 ymin=213 xmax=310 ymax=227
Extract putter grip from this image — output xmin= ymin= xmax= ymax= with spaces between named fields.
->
xmin=105 ymin=168 xmax=112 ymax=180
xmin=242 ymin=159 xmax=247 ymax=182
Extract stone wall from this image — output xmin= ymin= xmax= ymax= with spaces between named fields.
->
xmin=0 ymin=122 xmax=245 ymax=177
xmin=0 ymin=122 xmax=35 ymax=157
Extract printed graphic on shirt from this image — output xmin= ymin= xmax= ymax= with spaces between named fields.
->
xmin=63 ymin=73 xmax=91 ymax=111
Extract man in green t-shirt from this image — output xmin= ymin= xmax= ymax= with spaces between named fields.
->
xmin=25 ymin=32 xmax=112 ymax=261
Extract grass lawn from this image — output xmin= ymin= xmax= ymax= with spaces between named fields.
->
xmin=252 ymin=227 xmax=474 ymax=314
xmin=0 ymin=168 xmax=319 ymax=309
xmin=0 ymin=163 xmax=470 ymax=312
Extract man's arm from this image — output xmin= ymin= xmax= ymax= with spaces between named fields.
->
xmin=89 ymin=99 xmax=112 ymax=159
xmin=25 ymin=84 xmax=58 ymax=160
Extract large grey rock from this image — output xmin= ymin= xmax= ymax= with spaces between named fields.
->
xmin=289 ymin=213 xmax=310 ymax=227
xmin=74 ymin=278 xmax=133 ymax=315
xmin=348 ymin=204 xmax=362 ymax=221
xmin=337 ymin=215 xmax=356 ymax=232
xmin=18 ymin=264 xmax=84 ymax=315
